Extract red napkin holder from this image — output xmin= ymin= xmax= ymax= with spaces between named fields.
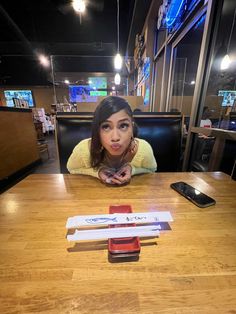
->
xmin=108 ymin=205 xmax=141 ymax=258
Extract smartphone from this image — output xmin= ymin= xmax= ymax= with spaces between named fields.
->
xmin=170 ymin=181 xmax=216 ymax=208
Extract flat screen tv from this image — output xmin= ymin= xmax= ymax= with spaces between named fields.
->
xmin=88 ymin=77 xmax=107 ymax=89
xmin=69 ymin=85 xmax=97 ymax=102
xmin=69 ymin=77 xmax=108 ymax=102
xmin=218 ymin=90 xmax=236 ymax=107
xmin=4 ymin=90 xmax=35 ymax=107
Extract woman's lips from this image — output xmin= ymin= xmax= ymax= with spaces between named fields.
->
xmin=111 ymin=144 xmax=121 ymax=151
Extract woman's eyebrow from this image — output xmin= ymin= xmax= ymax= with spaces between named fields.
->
xmin=118 ymin=118 xmax=131 ymax=122
xmin=105 ymin=118 xmax=130 ymax=123
xmin=100 ymin=120 xmax=111 ymax=124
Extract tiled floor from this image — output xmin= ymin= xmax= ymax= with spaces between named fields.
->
xmin=32 ymin=133 xmax=60 ymax=174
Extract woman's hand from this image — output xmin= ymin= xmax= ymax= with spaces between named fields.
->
xmin=98 ymin=167 xmax=116 ymax=185
xmin=98 ymin=164 xmax=132 ymax=185
xmin=112 ymin=163 xmax=132 ymax=185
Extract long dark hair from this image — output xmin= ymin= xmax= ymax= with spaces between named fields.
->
xmin=90 ymin=96 xmax=138 ymax=168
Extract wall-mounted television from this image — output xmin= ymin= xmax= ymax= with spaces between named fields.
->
xmin=69 ymin=85 xmax=97 ymax=102
xmin=69 ymin=77 xmax=108 ymax=102
xmin=88 ymin=77 xmax=107 ymax=89
xmin=4 ymin=90 xmax=35 ymax=107
xmin=218 ymin=90 xmax=236 ymax=107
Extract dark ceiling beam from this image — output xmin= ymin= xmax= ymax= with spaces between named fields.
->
xmin=0 ymin=42 xmax=116 ymax=56
xmin=126 ymin=0 xmax=152 ymax=56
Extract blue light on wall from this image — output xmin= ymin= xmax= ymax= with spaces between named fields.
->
xmin=143 ymin=57 xmax=150 ymax=80
xmin=144 ymin=87 xmax=150 ymax=106
xmin=188 ymin=0 xmax=200 ymax=12
xmin=193 ymin=14 xmax=205 ymax=30
xmin=165 ymin=0 xmax=186 ymax=28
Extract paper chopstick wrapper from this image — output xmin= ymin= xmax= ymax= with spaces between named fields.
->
xmin=66 ymin=211 xmax=173 ymax=229
xmin=67 ymin=225 xmax=161 ymax=241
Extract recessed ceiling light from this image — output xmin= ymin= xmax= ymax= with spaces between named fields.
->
xmin=72 ymin=0 xmax=86 ymax=13
xmin=38 ymin=54 xmax=50 ymax=67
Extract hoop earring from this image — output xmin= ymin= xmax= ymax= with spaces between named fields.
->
xmin=129 ymin=137 xmax=136 ymax=154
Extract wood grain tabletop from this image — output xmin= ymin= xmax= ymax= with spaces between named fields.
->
xmin=0 ymin=172 xmax=235 ymax=313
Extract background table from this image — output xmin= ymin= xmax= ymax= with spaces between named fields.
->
xmin=0 ymin=172 xmax=236 ymax=313
xmin=191 ymin=127 xmax=236 ymax=171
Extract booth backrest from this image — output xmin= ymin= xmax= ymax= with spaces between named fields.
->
xmin=56 ymin=112 xmax=183 ymax=173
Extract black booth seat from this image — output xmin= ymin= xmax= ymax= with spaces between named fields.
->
xmin=56 ymin=112 xmax=183 ymax=173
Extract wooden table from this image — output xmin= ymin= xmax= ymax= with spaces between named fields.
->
xmin=0 ymin=172 xmax=236 ymax=313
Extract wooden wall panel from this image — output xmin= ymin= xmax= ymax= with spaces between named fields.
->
xmin=0 ymin=109 xmax=39 ymax=178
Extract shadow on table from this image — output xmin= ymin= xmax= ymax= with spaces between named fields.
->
xmin=67 ymin=240 xmax=107 ymax=252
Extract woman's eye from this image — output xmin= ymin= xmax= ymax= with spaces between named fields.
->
xmin=101 ymin=124 xmax=111 ymax=131
xmin=119 ymin=123 xmax=130 ymax=130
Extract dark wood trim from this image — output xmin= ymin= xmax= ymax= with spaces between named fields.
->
xmin=0 ymin=106 xmax=32 ymax=112
xmin=56 ymin=112 xmax=182 ymax=119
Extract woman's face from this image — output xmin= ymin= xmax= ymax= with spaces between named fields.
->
xmin=99 ymin=109 xmax=133 ymax=156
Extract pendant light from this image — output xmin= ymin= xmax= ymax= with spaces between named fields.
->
xmin=72 ymin=0 xmax=86 ymax=24
xmin=114 ymin=73 xmax=121 ymax=85
xmin=114 ymin=0 xmax=123 ymax=71
xmin=221 ymin=8 xmax=236 ymax=70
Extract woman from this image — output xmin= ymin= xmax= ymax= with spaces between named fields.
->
xmin=67 ymin=96 xmax=157 ymax=185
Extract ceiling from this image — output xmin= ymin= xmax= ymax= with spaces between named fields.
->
xmin=0 ymin=0 xmax=152 ymax=86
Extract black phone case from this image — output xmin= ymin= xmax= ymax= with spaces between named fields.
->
xmin=170 ymin=181 xmax=216 ymax=208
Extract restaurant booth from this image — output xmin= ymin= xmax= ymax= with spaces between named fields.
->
xmin=0 ymin=0 xmax=236 ymax=313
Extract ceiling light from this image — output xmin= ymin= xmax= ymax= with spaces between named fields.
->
xmin=38 ymin=54 xmax=50 ymax=67
xmin=113 ymin=0 xmax=123 ymax=71
xmin=114 ymin=53 xmax=122 ymax=70
xmin=220 ymin=54 xmax=231 ymax=70
xmin=221 ymin=8 xmax=236 ymax=70
xmin=190 ymin=80 xmax=195 ymax=85
xmin=64 ymin=79 xmax=70 ymax=84
xmin=72 ymin=0 xmax=86 ymax=13
xmin=114 ymin=73 xmax=121 ymax=85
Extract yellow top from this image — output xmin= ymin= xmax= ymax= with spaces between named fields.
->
xmin=67 ymin=138 xmax=157 ymax=178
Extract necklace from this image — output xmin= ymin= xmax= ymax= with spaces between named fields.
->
xmin=102 ymin=138 xmax=138 ymax=171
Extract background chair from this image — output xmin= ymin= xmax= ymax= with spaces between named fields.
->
xmin=37 ymin=141 xmax=49 ymax=159
xmin=191 ymin=137 xmax=215 ymax=172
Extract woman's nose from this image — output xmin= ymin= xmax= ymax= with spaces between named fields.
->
xmin=111 ymin=128 xmax=120 ymax=141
